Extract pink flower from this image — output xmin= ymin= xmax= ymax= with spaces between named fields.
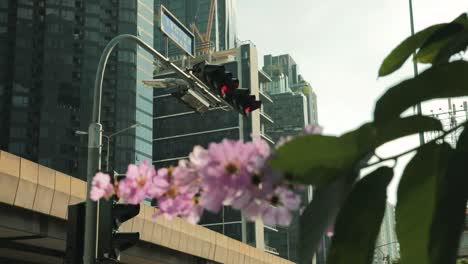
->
xmin=261 ymin=187 xmax=301 ymax=226
xmin=242 ymin=200 xmax=268 ymax=221
xmin=90 ymin=172 xmax=114 ymax=200
xmin=263 ymin=206 xmax=292 ymax=226
xmin=251 ymin=135 xmax=271 ymax=159
xmin=185 ymin=204 xmax=204 ymax=224
xmin=147 ymin=167 xmax=170 ymax=198
xmin=151 ymin=164 xmax=203 ymax=222
xmin=194 ymin=139 xmax=263 ymax=212
xmin=199 ymin=187 xmax=226 ymax=212
xmin=118 ymin=160 xmax=156 ymax=204
xmin=275 ymin=186 xmax=301 ymax=211
xmin=172 ymin=160 xmax=199 ymax=192
xmin=189 ymin=145 xmax=209 ymax=168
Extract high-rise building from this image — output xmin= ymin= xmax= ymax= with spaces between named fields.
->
xmin=154 ymin=0 xmax=238 ymax=58
xmin=263 ymin=54 xmax=298 ymax=88
xmin=261 ymin=53 xmax=319 ymax=142
xmin=260 ymin=53 xmax=320 ymax=262
xmin=0 ymin=1 xmax=154 ymax=179
xmin=291 ymin=76 xmax=319 ymax=125
xmin=264 ymin=92 xmax=309 ymax=143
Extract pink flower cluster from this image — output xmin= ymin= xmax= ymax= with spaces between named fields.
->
xmin=90 ymin=124 xmax=322 ymax=226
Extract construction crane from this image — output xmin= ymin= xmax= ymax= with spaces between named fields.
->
xmin=191 ymin=0 xmax=216 ymax=53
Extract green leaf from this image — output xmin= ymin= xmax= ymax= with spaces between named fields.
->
xmin=274 ymin=115 xmax=441 ymax=186
xmin=415 ymin=22 xmax=465 ymax=63
xmin=341 ymin=115 xmax=442 ymax=152
xmin=378 ymin=23 xmax=447 ymax=77
xmin=396 ymin=143 xmax=451 ymax=264
xmin=374 ymin=61 xmax=468 ymax=123
xmin=453 ymin=12 xmax=468 ymax=27
xmin=416 ymin=14 xmax=468 ymax=64
xmin=299 ymin=174 xmax=356 ymax=264
xmin=375 ymin=115 xmax=442 ymax=144
xmin=270 ymin=135 xmax=358 ymax=186
xmin=327 ymin=167 xmax=393 ymax=264
xmin=429 ymin=127 xmax=468 ymax=264
xmin=433 ymin=29 xmax=468 ymax=65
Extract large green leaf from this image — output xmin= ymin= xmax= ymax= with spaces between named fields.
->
xmin=327 ymin=167 xmax=393 ymax=264
xmin=415 ymin=22 xmax=465 ymax=63
xmin=374 ymin=61 xmax=468 ymax=123
xmin=416 ymin=13 xmax=468 ymax=64
xmin=298 ymin=173 xmax=356 ymax=264
xmin=341 ymin=115 xmax=442 ymax=152
xmin=433 ymin=29 xmax=468 ymax=65
xmin=270 ymin=135 xmax=359 ymax=186
xmin=273 ymin=116 xmax=441 ymax=186
xmin=396 ymin=143 xmax=451 ymax=264
xmin=375 ymin=115 xmax=442 ymax=144
xmin=429 ymin=127 xmax=468 ymax=264
xmin=378 ymin=23 xmax=447 ymax=77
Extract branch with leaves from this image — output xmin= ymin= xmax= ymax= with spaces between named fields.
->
xmin=277 ymin=12 xmax=468 ymax=264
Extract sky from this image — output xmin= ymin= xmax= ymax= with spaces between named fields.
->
xmin=237 ymin=0 xmax=467 ymax=203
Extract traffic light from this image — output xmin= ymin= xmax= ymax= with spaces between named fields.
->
xmin=97 ymin=172 xmax=140 ymax=262
xmin=191 ymin=61 xmax=227 ymax=95
xmin=190 ymin=61 xmax=261 ymax=115
xmin=229 ymin=88 xmax=262 ymax=114
xmin=65 ymin=202 xmax=86 ymax=264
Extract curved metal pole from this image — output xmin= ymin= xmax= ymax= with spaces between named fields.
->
xmin=91 ymin=34 xmax=191 ymax=124
xmin=84 ymin=33 xmax=225 ymax=263
xmin=84 ymin=34 xmax=193 ymax=264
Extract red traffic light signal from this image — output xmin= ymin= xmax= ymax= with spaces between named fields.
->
xmin=190 ymin=61 xmax=261 ymax=115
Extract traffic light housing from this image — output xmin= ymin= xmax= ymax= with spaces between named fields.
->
xmin=97 ymin=172 xmax=140 ymax=262
xmin=191 ymin=61 xmax=261 ymax=115
xmin=65 ymin=202 xmax=86 ymax=264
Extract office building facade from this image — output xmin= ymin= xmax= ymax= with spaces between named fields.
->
xmin=264 ymin=92 xmax=309 ymax=143
xmin=0 ymin=0 xmax=154 ymax=179
xmin=263 ymin=54 xmax=298 ymax=89
xmin=261 ymin=53 xmax=321 ymax=262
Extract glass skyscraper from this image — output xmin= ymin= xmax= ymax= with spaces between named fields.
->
xmin=0 ymin=0 xmax=153 ymax=179
xmin=263 ymin=54 xmax=299 ymax=89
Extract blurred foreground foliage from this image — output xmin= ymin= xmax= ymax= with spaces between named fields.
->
xmin=271 ymin=12 xmax=468 ymax=264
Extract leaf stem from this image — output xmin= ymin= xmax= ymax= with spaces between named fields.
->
xmin=364 ymin=121 xmax=465 ymax=168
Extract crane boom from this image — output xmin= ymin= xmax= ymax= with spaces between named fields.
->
xmin=191 ymin=0 xmax=216 ymax=52
xmin=205 ymin=0 xmax=216 ymax=42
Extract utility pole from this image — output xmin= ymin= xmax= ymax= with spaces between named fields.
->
xmin=408 ymin=0 xmax=425 ymax=145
